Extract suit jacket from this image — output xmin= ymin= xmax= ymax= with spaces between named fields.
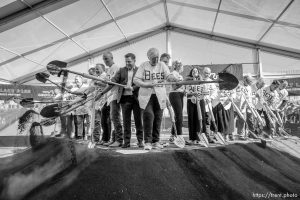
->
xmin=111 ymin=66 xmax=139 ymax=103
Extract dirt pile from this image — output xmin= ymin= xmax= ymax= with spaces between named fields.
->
xmin=1 ymin=139 xmax=300 ymax=200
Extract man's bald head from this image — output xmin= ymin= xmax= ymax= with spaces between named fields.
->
xmin=103 ymin=52 xmax=114 ymax=67
xmin=203 ymin=67 xmax=211 ymax=74
xmin=203 ymin=67 xmax=211 ymax=79
xmin=103 ymin=51 xmax=113 ymax=58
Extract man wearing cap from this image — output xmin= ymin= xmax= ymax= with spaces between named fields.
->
xmin=133 ymin=48 xmax=178 ymax=150
xmin=256 ymin=80 xmax=280 ymax=137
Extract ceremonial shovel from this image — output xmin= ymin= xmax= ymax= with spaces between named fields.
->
xmin=196 ymin=98 xmax=209 ymax=147
xmin=166 ymin=99 xmax=185 ymax=148
xmin=35 ymin=73 xmax=85 ymax=96
xmin=205 ymin=99 xmax=226 ymax=145
xmin=46 ymin=63 xmax=126 ymax=87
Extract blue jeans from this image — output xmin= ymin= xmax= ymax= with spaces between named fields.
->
xmin=93 ymin=109 xmax=101 ymax=142
xmin=142 ymin=94 xmax=163 ymax=143
xmin=110 ymin=100 xmax=123 ymax=143
xmin=120 ymin=95 xmax=143 ymax=144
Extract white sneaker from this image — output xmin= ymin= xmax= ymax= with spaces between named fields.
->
xmin=152 ymin=142 xmax=163 ymax=149
xmin=144 ymin=143 xmax=152 ymax=150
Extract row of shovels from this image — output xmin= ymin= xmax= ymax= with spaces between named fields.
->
xmin=18 ymin=60 xmax=239 ymax=148
xmin=17 ymin=60 xmax=239 ymax=120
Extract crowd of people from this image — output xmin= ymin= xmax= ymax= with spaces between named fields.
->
xmin=51 ymin=47 xmax=294 ymax=150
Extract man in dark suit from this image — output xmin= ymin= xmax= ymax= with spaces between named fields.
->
xmin=96 ymin=53 xmax=143 ymax=148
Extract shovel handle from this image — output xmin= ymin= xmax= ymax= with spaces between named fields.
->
xmin=166 ymin=98 xmax=177 ymax=137
xmin=196 ymin=98 xmax=203 ymax=133
xmin=205 ymin=99 xmax=218 ymax=131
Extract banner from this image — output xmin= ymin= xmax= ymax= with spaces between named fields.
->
xmin=182 ymin=64 xmax=243 ymax=81
xmin=0 ymin=84 xmax=56 ymax=100
xmin=277 ymin=78 xmax=300 ymax=89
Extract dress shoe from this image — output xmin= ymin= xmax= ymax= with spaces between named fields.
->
xmin=75 ymin=136 xmax=83 ymax=140
xmin=122 ymin=143 xmax=130 ymax=148
xmin=109 ymin=141 xmax=122 ymax=147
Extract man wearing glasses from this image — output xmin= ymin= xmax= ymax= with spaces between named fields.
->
xmin=134 ymin=48 xmax=178 ymax=150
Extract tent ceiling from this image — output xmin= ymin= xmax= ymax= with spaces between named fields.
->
xmin=0 ymin=0 xmax=300 ymax=84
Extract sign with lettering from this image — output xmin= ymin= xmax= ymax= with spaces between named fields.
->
xmin=0 ymin=84 xmax=56 ymax=100
xmin=277 ymin=78 xmax=300 ymax=88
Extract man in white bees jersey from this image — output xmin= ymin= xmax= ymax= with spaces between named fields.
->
xmin=133 ymin=48 xmax=178 ymax=150
xmin=256 ymin=80 xmax=280 ymax=137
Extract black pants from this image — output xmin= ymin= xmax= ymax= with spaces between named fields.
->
xmin=100 ymin=103 xmax=111 ymax=142
xmin=74 ymin=114 xmax=89 ymax=137
xmin=187 ymin=99 xmax=199 ymax=141
xmin=120 ymin=95 xmax=143 ymax=145
xmin=169 ymin=92 xmax=184 ymax=135
xmin=213 ymin=103 xmax=234 ymax=136
xmin=187 ymin=99 xmax=210 ymax=140
xmin=142 ymin=94 xmax=163 ymax=144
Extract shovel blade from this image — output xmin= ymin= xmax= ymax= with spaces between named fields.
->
xmin=174 ymin=135 xmax=185 ymax=148
xmin=218 ymin=73 xmax=239 ymax=90
xmin=20 ymin=98 xmax=34 ymax=108
xmin=46 ymin=60 xmax=67 ymax=76
xmin=40 ymin=103 xmax=60 ymax=118
xmin=214 ymin=132 xmax=226 ymax=145
xmin=35 ymin=72 xmax=50 ymax=83
xmin=199 ymin=133 xmax=209 ymax=147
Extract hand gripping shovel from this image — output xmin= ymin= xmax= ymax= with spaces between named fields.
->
xmin=196 ymin=98 xmax=209 ymax=147
xmin=154 ymin=73 xmax=239 ymax=91
xmin=205 ymin=99 xmax=226 ymax=145
xmin=166 ymin=99 xmax=185 ymax=148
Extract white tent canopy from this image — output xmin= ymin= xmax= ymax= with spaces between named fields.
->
xmin=1 ymin=0 xmax=300 ymax=85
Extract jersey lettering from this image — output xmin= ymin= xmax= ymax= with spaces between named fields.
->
xmin=144 ymin=70 xmax=165 ymax=80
